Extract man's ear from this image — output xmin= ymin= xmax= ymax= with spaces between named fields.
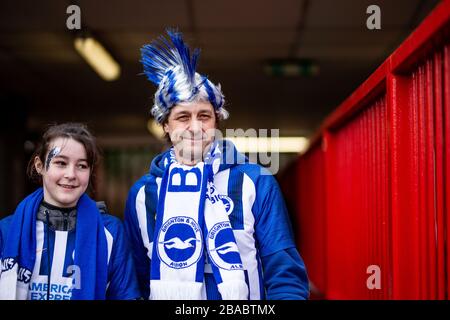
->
xmin=163 ymin=123 xmax=169 ymax=133
xmin=34 ymin=156 xmax=44 ymax=174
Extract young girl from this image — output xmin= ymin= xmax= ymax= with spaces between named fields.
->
xmin=0 ymin=123 xmax=140 ymax=300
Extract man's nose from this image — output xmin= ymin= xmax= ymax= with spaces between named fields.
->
xmin=189 ymin=118 xmax=203 ymax=133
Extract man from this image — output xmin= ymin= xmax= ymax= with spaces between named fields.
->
xmin=124 ymin=30 xmax=309 ymax=300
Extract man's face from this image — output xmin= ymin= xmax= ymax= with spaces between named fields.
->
xmin=164 ymin=100 xmax=217 ymax=164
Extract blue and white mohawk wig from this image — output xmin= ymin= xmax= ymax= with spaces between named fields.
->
xmin=141 ymin=29 xmax=229 ymax=123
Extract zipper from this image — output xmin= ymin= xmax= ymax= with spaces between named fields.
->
xmin=45 ymin=209 xmax=51 ymax=300
xmin=63 ymin=212 xmax=69 ymax=231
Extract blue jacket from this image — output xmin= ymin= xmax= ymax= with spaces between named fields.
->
xmin=124 ymin=142 xmax=309 ymax=299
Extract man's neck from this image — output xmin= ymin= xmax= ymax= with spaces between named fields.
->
xmin=174 ymin=152 xmax=201 ymax=166
xmin=173 ymin=142 xmax=214 ymax=166
xmin=177 ymin=158 xmax=198 ymax=166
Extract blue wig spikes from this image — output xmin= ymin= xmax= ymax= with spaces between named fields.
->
xmin=141 ymin=30 xmax=199 ymax=87
xmin=140 ymin=29 xmax=228 ymax=124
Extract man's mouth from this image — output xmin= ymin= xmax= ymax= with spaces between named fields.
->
xmin=183 ymin=137 xmax=204 ymax=142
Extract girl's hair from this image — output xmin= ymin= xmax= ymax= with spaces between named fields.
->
xmin=27 ymin=123 xmax=99 ymax=189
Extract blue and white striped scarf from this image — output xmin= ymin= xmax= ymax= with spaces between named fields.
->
xmin=0 ymin=188 xmax=108 ymax=300
xmin=150 ymin=142 xmax=249 ymax=300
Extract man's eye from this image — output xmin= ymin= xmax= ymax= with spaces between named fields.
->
xmin=54 ymin=161 xmax=66 ymax=166
xmin=199 ymin=114 xmax=211 ymax=120
xmin=177 ymin=116 xmax=189 ymax=121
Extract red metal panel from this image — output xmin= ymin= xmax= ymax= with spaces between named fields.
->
xmin=380 ymin=43 xmax=449 ymax=299
xmin=323 ymin=96 xmax=390 ymax=300
xmin=295 ymin=146 xmax=327 ymax=298
xmin=389 ymin=74 xmax=421 ymax=299
xmin=425 ymin=58 xmax=437 ymax=299
xmin=380 ymin=97 xmax=392 ymax=299
xmin=416 ymin=65 xmax=427 ymax=299
xmin=444 ymin=44 xmax=450 ymax=299
xmin=420 ymin=60 xmax=436 ymax=299
xmin=433 ymin=48 xmax=446 ymax=300
xmin=389 ymin=56 xmax=442 ymax=299
xmin=323 ymin=131 xmax=345 ymax=299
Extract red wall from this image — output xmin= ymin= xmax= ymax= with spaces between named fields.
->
xmin=282 ymin=0 xmax=450 ymax=299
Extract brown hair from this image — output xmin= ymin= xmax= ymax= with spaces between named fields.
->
xmin=27 ymin=123 xmax=99 ymax=190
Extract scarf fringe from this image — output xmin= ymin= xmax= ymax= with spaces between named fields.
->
xmin=0 ymin=264 xmax=27 ymax=300
xmin=218 ymin=280 xmax=249 ymax=300
xmin=150 ymin=280 xmax=204 ymax=300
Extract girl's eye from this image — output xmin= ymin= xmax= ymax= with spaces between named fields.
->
xmin=78 ymin=164 xmax=89 ymax=170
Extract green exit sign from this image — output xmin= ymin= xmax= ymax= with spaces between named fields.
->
xmin=264 ymin=59 xmax=319 ymax=77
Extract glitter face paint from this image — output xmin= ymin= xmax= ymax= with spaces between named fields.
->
xmin=45 ymin=146 xmax=61 ymax=171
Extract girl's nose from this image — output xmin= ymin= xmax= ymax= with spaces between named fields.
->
xmin=64 ymin=165 xmax=76 ymax=179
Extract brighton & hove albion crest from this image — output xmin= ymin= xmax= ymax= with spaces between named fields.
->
xmin=220 ymin=195 xmax=234 ymax=215
xmin=207 ymin=221 xmax=243 ymax=270
xmin=206 ymin=185 xmax=234 ymax=216
xmin=157 ymin=216 xmax=203 ymax=269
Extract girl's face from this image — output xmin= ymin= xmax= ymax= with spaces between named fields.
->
xmin=35 ymin=137 xmax=90 ymax=208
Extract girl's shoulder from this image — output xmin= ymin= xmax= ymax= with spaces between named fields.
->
xmin=100 ymin=212 xmax=125 ymax=237
xmin=95 ymin=201 xmax=123 ymax=233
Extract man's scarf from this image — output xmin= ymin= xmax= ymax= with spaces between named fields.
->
xmin=149 ymin=143 xmax=248 ymax=300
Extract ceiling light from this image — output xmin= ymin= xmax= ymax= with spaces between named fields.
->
xmin=227 ymin=137 xmax=309 ymax=153
xmin=74 ymin=36 xmax=120 ymax=81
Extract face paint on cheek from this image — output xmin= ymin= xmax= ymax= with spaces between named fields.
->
xmin=45 ymin=147 xmax=61 ymax=171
